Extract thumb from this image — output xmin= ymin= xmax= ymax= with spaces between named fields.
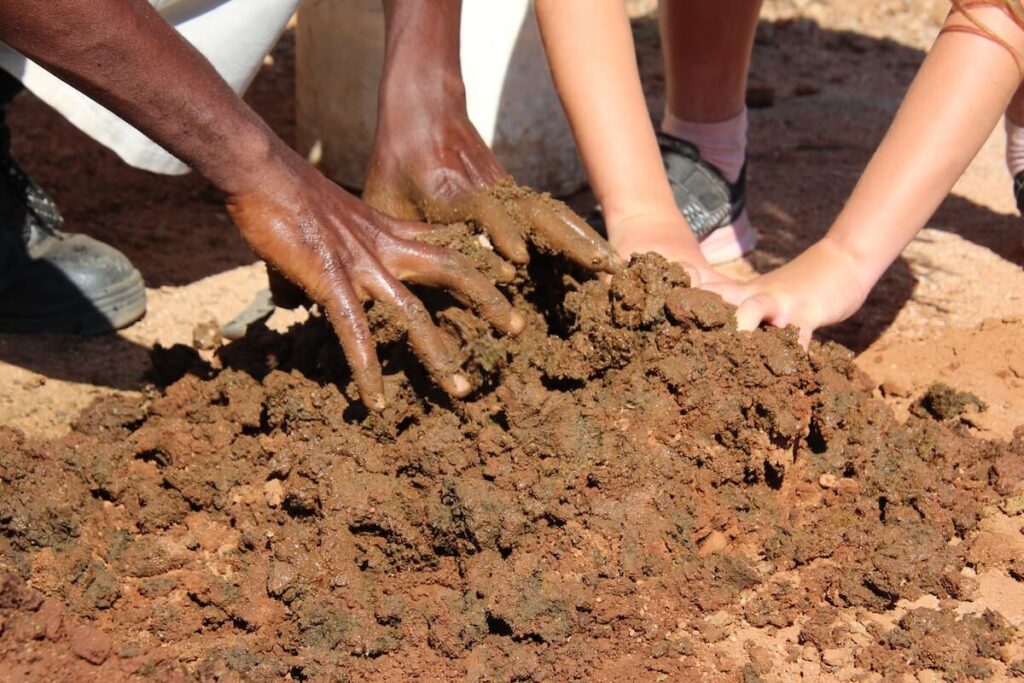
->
xmin=734 ymin=293 xmax=784 ymax=333
xmin=797 ymin=324 xmax=813 ymax=350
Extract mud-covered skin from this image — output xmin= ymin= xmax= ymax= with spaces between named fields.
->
xmin=363 ymin=1 xmax=617 ymax=274
xmin=0 ymin=1 xmax=546 ymax=410
xmin=2 ymin=255 xmax=1023 ymax=680
xmin=228 ymin=151 xmax=527 ymax=408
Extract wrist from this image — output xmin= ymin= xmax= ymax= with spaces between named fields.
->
xmin=175 ymin=105 xmax=288 ymax=197
xmin=602 ymin=203 xmax=710 ymax=268
xmin=601 ymin=198 xmax=682 ymax=229
xmin=378 ymin=1 xmax=466 ymax=117
xmin=216 ymin=133 xmax=302 ymax=200
xmin=815 ymin=232 xmax=881 ymax=300
xmin=378 ymin=70 xmax=467 ymax=122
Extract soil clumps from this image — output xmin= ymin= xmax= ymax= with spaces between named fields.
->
xmin=2 ymin=253 xmax=1023 ymax=680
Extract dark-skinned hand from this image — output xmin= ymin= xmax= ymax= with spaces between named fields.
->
xmin=363 ymin=0 xmax=618 ymax=274
xmin=229 ymin=145 xmax=529 ymax=409
xmin=363 ymin=110 xmax=618 ymax=274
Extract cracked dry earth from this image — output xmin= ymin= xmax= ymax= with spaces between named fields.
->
xmin=2 ymin=253 xmax=1024 ymax=682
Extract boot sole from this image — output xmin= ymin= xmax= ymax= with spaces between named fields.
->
xmin=0 ymin=267 xmax=146 ymax=336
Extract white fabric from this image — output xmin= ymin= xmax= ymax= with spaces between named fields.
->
xmin=0 ymin=0 xmax=299 ymax=175
xmin=1006 ymin=116 xmax=1024 ymax=179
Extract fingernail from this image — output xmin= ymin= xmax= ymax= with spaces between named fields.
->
xmin=499 ymin=262 xmax=517 ymax=281
xmin=367 ymin=394 xmax=387 ymax=411
xmin=508 ymin=311 xmax=526 ymax=335
xmin=451 ymin=374 xmax=472 ymax=396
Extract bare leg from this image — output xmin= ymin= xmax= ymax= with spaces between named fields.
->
xmin=657 ymin=0 xmax=763 ymax=264
xmin=660 ymin=0 xmax=763 ymax=125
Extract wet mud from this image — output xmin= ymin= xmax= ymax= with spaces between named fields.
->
xmin=2 ymin=252 xmax=1023 ymax=681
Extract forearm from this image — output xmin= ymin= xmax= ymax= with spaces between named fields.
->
xmin=0 ymin=0 xmax=279 ymax=196
xmin=535 ymin=0 xmax=677 ymax=223
xmin=378 ymin=0 xmax=465 ymax=117
xmin=826 ymin=6 xmax=1024 ymax=287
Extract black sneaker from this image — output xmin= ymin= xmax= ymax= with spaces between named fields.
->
xmin=0 ymin=75 xmax=145 ymax=335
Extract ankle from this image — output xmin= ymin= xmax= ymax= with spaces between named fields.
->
xmin=661 ymin=108 xmax=748 ymax=184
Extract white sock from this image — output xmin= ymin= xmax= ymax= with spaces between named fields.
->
xmin=1006 ymin=116 xmax=1024 ymax=178
xmin=661 ymin=108 xmax=748 ymax=184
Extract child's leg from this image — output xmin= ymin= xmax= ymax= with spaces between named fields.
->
xmin=661 ymin=0 xmax=762 ymax=126
xmin=659 ymin=0 xmax=763 ymax=263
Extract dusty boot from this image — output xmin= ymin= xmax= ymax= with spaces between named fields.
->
xmin=0 ymin=73 xmax=145 ymax=335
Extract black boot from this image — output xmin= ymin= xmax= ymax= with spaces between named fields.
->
xmin=0 ymin=72 xmax=145 ymax=335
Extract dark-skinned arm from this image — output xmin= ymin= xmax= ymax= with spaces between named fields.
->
xmin=363 ymin=0 xmax=618 ymax=272
xmin=0 ymin=0 xmax=526 ymax=408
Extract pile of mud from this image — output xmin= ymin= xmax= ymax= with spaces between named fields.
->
xmin=2 ymin=254 xmax=1024 ymax=681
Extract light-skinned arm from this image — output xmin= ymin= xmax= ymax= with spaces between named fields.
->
xmin=706 ymin=6 xmax=1024 ymax=345
xmin=534 ymin=0 xmax=721 ymax=285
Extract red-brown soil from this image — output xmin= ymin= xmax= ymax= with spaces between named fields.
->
xmin=2 ymin=253 xmax=1024 ymax=681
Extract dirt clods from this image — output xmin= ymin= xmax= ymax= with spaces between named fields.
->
xmin=2 ymin=254 xmax=1022 ymax=680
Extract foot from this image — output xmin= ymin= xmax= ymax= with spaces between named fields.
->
xmin=657 ymin=132 xmax=757 ymax=265
xmin=0 ymin=98 xmax=145 ymax=335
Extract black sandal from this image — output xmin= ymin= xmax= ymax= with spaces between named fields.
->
xmin=1014 ymin=171 xmax=1024 ymax=215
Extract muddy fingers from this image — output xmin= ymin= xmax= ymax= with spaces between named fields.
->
xmin=414 ymin=191 xmax=531 ymax=266
xmin=226 ymin=153 xmax=535 ymax=408
xmin=388 ymin=219 xmax=517 ymax=284
xmin=317 ymin=273 xmax=387 ymax=411
xmin=729 ymin=293 xmax=813 ymax=349
xmin=358 ymin=267 xmax=473 ymax=398
xmin=465 ymin=193 xmax=530 ymax=264
xmin=734 ymin=294 xmax=782 ymax=332
xmin=395 ymin=242 xmax=525 ymax=335
xmin=507 ymin=192 xmax=620 ymax=273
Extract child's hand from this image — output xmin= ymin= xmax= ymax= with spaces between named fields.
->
xmin=703 ymin=237 xmax=873 ymax=347
xmin=607 ymin=210 xmax=732 ymax=288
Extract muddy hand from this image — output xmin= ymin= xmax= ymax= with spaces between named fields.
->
xmin=364 ymin=111 xmax=617 ymax=273
xmin=228 ymin=148 xmax=524 ymax=409
xmin=362 ymin=0 xmax=618 ymax=274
